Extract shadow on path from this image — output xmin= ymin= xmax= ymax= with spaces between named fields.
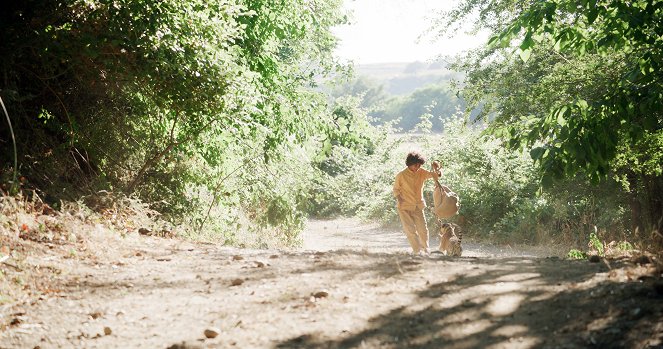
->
xmin=273 ymin=255 xmax=663 ymax=349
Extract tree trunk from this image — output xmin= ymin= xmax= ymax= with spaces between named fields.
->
xmin=126 ymin=142 xmax=176 ymax=193
xmin=645 ymin=175 xmax=663 ymax=235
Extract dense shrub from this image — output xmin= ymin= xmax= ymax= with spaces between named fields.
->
xmin=312 ymin=109 xmax=639 ymax=250
xmin=1 ymin=0 xmax=346 ymax=246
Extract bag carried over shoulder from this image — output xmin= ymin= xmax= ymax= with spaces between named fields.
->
xmin=432 ymin=181 xmax=460 ymax=219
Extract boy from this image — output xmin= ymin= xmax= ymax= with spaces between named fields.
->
xmin=393 ymin=151 xmax=441 ymax=256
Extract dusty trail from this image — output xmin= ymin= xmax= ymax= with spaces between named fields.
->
xmin=302 ymin=219 xmax=559 ymax=257
xmin=1 ymin=219 xmax=662 ymax=349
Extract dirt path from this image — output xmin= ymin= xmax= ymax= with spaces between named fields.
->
xmin=1 ymin=219 xmax=662 ymax=349
xmin=302 ymin=219 xmax=561 ymax=257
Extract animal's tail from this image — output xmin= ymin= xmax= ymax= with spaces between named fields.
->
xmin=453 ymin=223 xmax=462 ymax=242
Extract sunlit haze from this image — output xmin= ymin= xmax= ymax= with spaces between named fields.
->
xmin=333 ymin=0 xmax=488 ymax=64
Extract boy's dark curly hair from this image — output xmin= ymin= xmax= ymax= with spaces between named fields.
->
xmin=405 ymin=151 xmax=426 ymax=166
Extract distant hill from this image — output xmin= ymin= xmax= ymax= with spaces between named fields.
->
xmin=355 ymin=61 xmax=463 ymax=96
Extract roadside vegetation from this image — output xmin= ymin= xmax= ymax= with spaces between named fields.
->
xmin=313 ymin=0 xmax=663 ymax=256
xmin=1 ymin=0 xmax=348 ymax=249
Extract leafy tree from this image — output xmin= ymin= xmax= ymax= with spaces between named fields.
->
xmin=0 ymin=0 xmax=347 ymax=241
xmin=308 ymin=95 xmax=399 ymax=217
xmin=376 ymin=84 xmax=464 ymax=132
xmin=436 ymin=0 xmax=662 ymax=236
xmin=329 ymin=77 xmax=469 ymax=133
xmin=328 ymin=75 xmax=390 ymax=110
xmin=403 ymin=61 xmax=428 ymax=74
xmin=488 ymin=0 xmax=662 ymax=179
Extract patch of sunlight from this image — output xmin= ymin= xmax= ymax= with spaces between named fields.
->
xmin=528 ymin=291 xmax=557 ymax=302
xmin=573 ymin=274 xmax=606 ymax=291
xmin=489 ymin=281 xmax=525 ymax=293
xmin=434 ymin=307 xmax=481 ymax=325
xmin=485 ymin=336 xmax=542 ymax=349
xmin=468 ymin=281 xmax=524 ymax=298
xmin=437 ymin=294 xmax=466 ymax=309
xmin=440 ymin=319 xmax=493 ymax=339
xmin=486 ymin=294 xmax=525 ymax=316
xmin=586 ymin=314 xmax=616 ymax=331
xmin=491 ymin=324 xmax=528 ymax=337
xmin=493 ymin=272 xmax=541 ymax=283
xmin=439 ymin=281 xmax=527 ymax=312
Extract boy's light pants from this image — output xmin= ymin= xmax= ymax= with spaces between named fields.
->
xmin=397 ymin=208 xmax=429 ymax=253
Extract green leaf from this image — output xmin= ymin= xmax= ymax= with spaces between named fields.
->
xmin=557 ymin=110 xmax=567 ymax=126
xmin=554 ymin=106 xmax=569 ymax=124
xmin=530 ymin=146 xmax=546 ymax=161
xmin=519 ymin=48 xmax=532 ymax=62
xmin=639 ymin=57 xmax=652 ymax=75
xmin=520 ymin=32 xmax=534 ymax=51
xmin=487 ymin=35 xmax=500 ymax=47
xmin=586 ymin=8 xmax=599 ymax=24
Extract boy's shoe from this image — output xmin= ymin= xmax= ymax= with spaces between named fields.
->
xmin=418 ymin=249 xmax=430 ymax=257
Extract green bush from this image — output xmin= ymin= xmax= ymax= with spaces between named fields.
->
xmin=311 ymin=108 xmax=639 ymax=250
xmin=567 ymin=249 xmax=587 ymax=260
xmin=1 ymin=0 xmax=347 ymax=247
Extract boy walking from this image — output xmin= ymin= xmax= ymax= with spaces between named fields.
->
xmin=393 ymin=151 xmax=441 ymax=256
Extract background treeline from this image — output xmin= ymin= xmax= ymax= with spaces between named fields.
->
xmin=328 ymin=62 xmax=477 ymax=133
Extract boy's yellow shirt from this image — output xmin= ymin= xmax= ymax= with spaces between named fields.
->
xmin=393 ymin=167 xmax=436 ymax=210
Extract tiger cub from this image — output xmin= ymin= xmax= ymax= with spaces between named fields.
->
xmin=438 ymin=222 xmax=462 ymax=257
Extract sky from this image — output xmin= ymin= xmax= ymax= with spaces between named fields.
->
xmin=332 ymin=0 xmax=488 ymax=64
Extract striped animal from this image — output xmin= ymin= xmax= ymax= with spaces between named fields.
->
xmin=438 ymin=222 xmax=462 ymax=257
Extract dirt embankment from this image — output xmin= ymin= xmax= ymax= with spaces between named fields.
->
xmin=1 ymin=219 xmax=662 ymax=349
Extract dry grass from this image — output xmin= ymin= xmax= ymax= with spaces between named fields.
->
xmin=0 ymin=191 xmax=171 ymax=307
